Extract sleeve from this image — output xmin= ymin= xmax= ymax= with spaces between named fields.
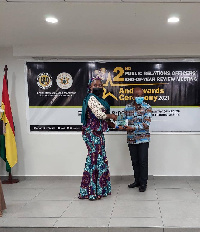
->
xmin=124 ymin=105 xmax=138 ymax=131
xmin=138 ymin=106 xmax=152 ymax=130
xmin=88 ymin=96 xmax=107 ymax=120
xmin=124 ymin=106 xmax=128 ymax=119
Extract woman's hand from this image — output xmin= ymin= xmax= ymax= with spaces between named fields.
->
xmin=107 ymin=114 xmax=117 ymax=121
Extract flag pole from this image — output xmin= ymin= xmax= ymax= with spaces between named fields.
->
xmin=4 ymin=65 xmax=8 ymax=82
xmin=2 ymin=65 xmax=19 ymax=184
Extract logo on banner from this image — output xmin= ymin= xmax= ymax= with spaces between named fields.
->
xmin=56 ymin=72 xmax=73 ymax=89
xmin=37 ymin=73 xmax=52 ymax=89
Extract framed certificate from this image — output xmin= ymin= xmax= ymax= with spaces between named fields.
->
xmin=115 ymin=113 xmax=128 ymax=127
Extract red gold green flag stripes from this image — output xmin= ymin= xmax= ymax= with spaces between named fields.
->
xmin=0 ymin=134 xmax=11 ymax=172
xmin=1 ymin=75 xmax=17 ymax=168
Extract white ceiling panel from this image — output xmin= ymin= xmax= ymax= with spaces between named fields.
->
xmin=5 ymin=0 xmax=122 ymax=2
xmin=123 ymin=0 xmax=200 ymax=2
xmin=64 ymin=0 xmax=122 ymax=2
xmin=123 ymin=0 xmax=181 ymax=2
xmin=0 ymin=2 xmax=200 ymax=48
xmin=181 ymin=0 xmax=200 ymax=2
xmin=4 ymin=0 xmax=200 ymax=2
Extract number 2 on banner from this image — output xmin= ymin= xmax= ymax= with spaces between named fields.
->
xmin=113 ymin=67 xmax=125 ymax=82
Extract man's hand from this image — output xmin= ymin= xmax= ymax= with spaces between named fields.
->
xmin=124 ymin=126 xmax=135 ymax=131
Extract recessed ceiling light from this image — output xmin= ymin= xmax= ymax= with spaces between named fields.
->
xmin=45 ymin=17 xmax=58 ymax=24
xmin=168 ymin=17 xmax=179 ymax=23
xmin=88 ymin=63 xmax=96 ymax=68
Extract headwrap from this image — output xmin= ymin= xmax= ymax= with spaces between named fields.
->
xmin=81 ymin=76 xmax=110 ymax=126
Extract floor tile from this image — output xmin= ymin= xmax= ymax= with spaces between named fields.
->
xmin=110 ymin=184 xmax=121 ymax=189
xmin=1 ymin=229 xmax=54 ymax=232
xmin=48 ymin=179 xmax=81 ymax=189
xmin=117 ymin=187 xmax=157 ymax=201
xmin=157 ymin=188 xmax=198 ymax=201
xmin=109 ymin=228 xmax=163 ymax=232
xmin=109 ymin=217 xmax=163 ymax=227
xmin=3 ymin=188 xmax=44 ymax=201
xmin=35 ymin=188 xmax=78 ymax=201
xmin=1 ymin=201 xmax=28 ymax=218
xmin=164 ymin=229 xmax=200 ymax=232
xmin=193 ymin=187 xmax=200 ymax=198
xmin=2 ymin=180 xmax=53 ymax=189
xmin=154 ymin=177 xmax=186 ymax=181
xmin=154 ymin=179 xmax=191 ymax=189
xmin=52 ymin=228 xmax=108 ymax=232
xmin=1 ymin=218 xmax=57 ymax=227
xmin=74 ymin=190 xmax=118 ymax=202
xmin=159 ymin=201 xmax=200 ymax=218
xmin=187 ymin=180 xmax=200 ymax=188
xmin=112 ymin=200 xmax=160 ymax=218
xmin=0 ymin=217 xmax=4 ymax=225
xmin=163 ymin=217 xmax=200 ymax=228
xmin=54 ymin=218 xmax=110 ymax=227
xmin=120 ymin=180 xmax=155 ymax=189
xmin=1 ymin=178 xmax=200 ymax=231
xmin=61 ymin=199 xmax=114 ymax=218
xmin=13 ymin=200 xmax=72 ymax=218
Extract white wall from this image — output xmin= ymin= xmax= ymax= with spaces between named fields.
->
xmin=0 ymin=47 xmax=199 ymax=177
xmin=13 ymin=43 xmax=200 ymax=58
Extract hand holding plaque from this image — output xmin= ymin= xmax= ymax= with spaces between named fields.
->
xmin=115 ymin=113 xmax=128 ymax=130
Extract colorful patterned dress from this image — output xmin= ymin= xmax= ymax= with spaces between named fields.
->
xmin=79 ymin=95 xmax=111 ymax=200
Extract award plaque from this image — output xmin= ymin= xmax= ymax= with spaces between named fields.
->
xmin=115 ymin=113 xmax=128 ymax=127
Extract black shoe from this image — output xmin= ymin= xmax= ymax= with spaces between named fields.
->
xmin=139 ymin=185 xmax=147 ymax=192
xmin=128 ymin=182 xmax=140 ymax=188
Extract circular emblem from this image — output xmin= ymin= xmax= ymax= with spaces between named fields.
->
xmin=56 ymin=72 xmax=73 ymax=89
xmin=37 ymin=73 xmax=52 ymax=89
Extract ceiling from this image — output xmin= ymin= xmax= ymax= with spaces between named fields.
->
xmin=0 ymin=1 xmax=200 ymax=53
xmin=1 ymin=0 xmax=200 ymax=2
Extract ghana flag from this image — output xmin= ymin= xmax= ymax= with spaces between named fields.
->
xmin=0 ymin=74 xmax=17 ymax=171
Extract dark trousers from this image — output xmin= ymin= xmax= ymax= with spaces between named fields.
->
xmin=128 ymin=142 xmax=149 ymax=186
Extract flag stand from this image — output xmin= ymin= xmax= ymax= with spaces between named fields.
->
xmin=2 ymin=65 xmax=19 ymax=185
xmin=2 ymin=172 xmax=19 ymax=184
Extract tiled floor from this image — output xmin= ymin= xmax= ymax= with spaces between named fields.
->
xmin=0 ymin=176 xmax=200 ymax=232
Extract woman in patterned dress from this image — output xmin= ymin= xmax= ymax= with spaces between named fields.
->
xmin=79 ymin=76 xmax=117 ymax=200
xmin=0 ymin=180 xmax=6 ymax=217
